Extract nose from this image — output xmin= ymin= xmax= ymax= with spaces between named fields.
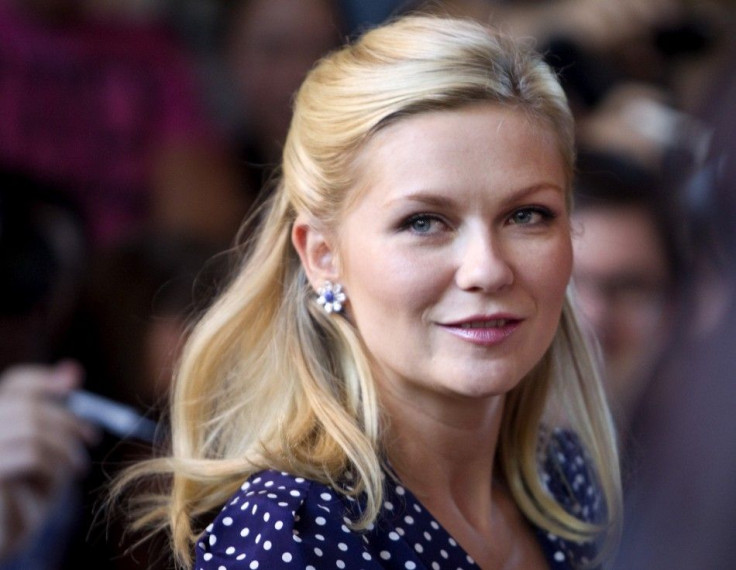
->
xmin=454 ymin=230 xmax=514 ymax=292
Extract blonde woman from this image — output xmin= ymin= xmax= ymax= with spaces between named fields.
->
xmin=115 ymin=14 xmax=622 ymax=570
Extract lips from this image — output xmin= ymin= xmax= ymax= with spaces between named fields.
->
xmin=458 ymin=319 xmax=510 ymax=329
xmin=439 ymin=315 xmax=522 ymax=346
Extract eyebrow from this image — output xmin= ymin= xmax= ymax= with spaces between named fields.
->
xmin=386 ymin=183 xmax=566 ymax=208
xmin=386 ymin=191 xmax=457 ymax=208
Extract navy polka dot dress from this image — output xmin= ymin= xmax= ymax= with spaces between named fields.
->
xmin=196 ymin=431 xmax=604 ymax=569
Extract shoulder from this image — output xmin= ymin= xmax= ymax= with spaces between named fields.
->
xmin=196 ymin=470 xmax=377 ymax=569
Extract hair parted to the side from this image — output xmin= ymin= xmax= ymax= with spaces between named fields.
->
xmin=109 ymin=14 xmax=621 ymax=569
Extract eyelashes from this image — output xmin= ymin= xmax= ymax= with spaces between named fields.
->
xmin=400 ymin=213 xmax=448 ymax=235
xmin=398 ymin=205 xmax=557 ymax=235
xmin=507 ymin=206 xmax=556 ymax=226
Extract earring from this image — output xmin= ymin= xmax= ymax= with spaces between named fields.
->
xmin=316 ymin=281 xmax=346 ymax=314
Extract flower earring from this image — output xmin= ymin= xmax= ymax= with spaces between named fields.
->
xmin=316 ymin=281 xmax=346 ymax=314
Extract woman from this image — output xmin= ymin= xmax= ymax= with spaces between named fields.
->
xmin=115 ymin=14 xmax=621 ymax=569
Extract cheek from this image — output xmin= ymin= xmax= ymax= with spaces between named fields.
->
xmin=526 ymin=237 xmax=573 ymax=309
xmin=340 ymin=241 xmax=447 ymax=330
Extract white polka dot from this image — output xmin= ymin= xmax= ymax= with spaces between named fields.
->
xmin=209 ymin=535 xmax=217 ymax=546
xmin=218 ymin=565 xmax=226 ymax=570
xmin=314 ymin=547 xmax=323 ymax=557
xmin=395 ymin=485 xmax=406 ymax=495
xmin=432 ymin=563 xmax=440 ymax=570
xmin=203 ymin=553 xmax=213 ymax=561
xmin=405 ymin=562 xmax=417 ymax=570
xmin=389 ymin=531 xmax=400 ymax=541
xmin=384 ymin=501 xmax=394 ymax=511
xmin=315 ymin=516 xmax=326 ymax=526
xmin=362 ymin=552 xmax=372 ymax=561
xmin=225 ymin=546 xmax=235 ymax=555
xmin=251 ymin=505 xmax=258 ymax=515
xmin=282 ymin=552 xmax=293 ymax=563
xmin=397 ymin=527 xmax=406 ymax=536
xmin=441 ymin=549 xmax=449 ymax=559
xmin=240 ymin=527 xmax=250 ymax=537
xmin=265 ymin=480 xmax=274 ymax=487
xmin=263 ymin=513 xmax=270 ymax=522
xmin=295 ymin=477 xmax=304 ymax=483
xmin=306 ymin=566 xmax=315 ymax=570
xmin=289 ymin=490 xmax=300 ymax=497
xmin=414 ymin=543 xmax=424 ymax=553
xmin=404 ymin=515 xmax=415 ymax=525
xmin=554 ymin=551 xmax=565 ymax=562
xmin=249 ymin=561 xmax=259 ymax=569
xmin=338 ymin=543 xmax=348 ymax=551
xmin=255 ymin=533 xmax=261 ymax=544
xmin=430 ymin=521 xmax=440 ymax=530
xmin=423 ymin=531 xmax=432 ymax=541
xmin=236 ymin=554 xmax=246 ymax=561
xmin=263 ymin=541 xmax=272 ymax=551
xmin=320 ymin=492 xmax=332 ymax=501
xmin=380 ymin=551 xmax=391 ymax=560
xmin=448 ymin=537 xmax=457 ymax=546
xmin=337 ymin=561 xmax=345 ymax=569
xmin=222 ymin=517 xmax=233 ymax=526
xmin=274 ymin=521 xmax=284 ymax=530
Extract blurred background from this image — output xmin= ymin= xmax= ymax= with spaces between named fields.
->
xmin=0 ymin=0 xmax=734 ymax=568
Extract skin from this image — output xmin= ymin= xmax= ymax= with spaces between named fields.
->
xmin=0 ymin=362 xmax=98 ymax=561
xmin=572 ymin=205 xmax=673 ymax=428
xmin=294 ymin=104 xmax=572 ymax=568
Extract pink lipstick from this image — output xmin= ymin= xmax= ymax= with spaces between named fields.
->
xmin=440 ymin=316 xmax=521 ymax=346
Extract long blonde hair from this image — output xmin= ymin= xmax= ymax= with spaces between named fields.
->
xmin=113 ymin=14 xmax=621 ymax=568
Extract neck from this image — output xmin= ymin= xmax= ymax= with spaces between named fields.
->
xmin=382 ymin=391 xmax=506 ymax=528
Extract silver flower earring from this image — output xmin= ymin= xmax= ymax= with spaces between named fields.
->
xmin=316 ymin=281 xmax=346 ymax=314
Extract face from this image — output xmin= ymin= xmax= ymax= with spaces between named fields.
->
xmin=334 ymin=105 xmax=572 ymax=413
xmin=572 ymin=205 xmax=673 ymax=421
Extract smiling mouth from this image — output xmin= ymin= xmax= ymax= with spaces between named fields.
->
xmin=458 ymin=319 xmax=510 ymax=329
xmin=441 ymin=318 xmax=522 ymax=346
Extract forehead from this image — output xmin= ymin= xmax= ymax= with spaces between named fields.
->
xmin=343 ymin=104 xmax=566 ymax=209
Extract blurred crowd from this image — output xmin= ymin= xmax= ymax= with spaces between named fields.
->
xmin=1 ymin=0 xmax=735 ymax=568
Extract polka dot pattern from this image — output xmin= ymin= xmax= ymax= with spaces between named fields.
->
xmin=196 ymin=430 xmax=603 ymax=569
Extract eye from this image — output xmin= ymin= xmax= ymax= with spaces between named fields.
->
xmin=402 ymin=213 xmax=447 ymax=235
xmin=507 ymin=206 xmax=554 ymax=226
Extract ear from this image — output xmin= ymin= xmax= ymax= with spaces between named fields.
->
xmin=291 ymin=214 xmax=339 ymax=289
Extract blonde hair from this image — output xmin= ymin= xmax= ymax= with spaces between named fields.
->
xmin=113 ymin=14 xmax=621 ymax=568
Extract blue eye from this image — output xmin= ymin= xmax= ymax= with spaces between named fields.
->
xmin=410 ymin=215 xmax=432 ymax=233
xmin=508 ymin=207 xmax=553 ymax=225
xmin=403 ymin=214 xmax=444 ymax=234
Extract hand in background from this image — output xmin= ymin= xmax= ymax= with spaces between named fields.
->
xmin=0 ymin=361 xmax=99 ymax=561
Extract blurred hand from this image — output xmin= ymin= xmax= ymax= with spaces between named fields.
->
xmin=0 ymin=361 xmax=99 ymax=561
